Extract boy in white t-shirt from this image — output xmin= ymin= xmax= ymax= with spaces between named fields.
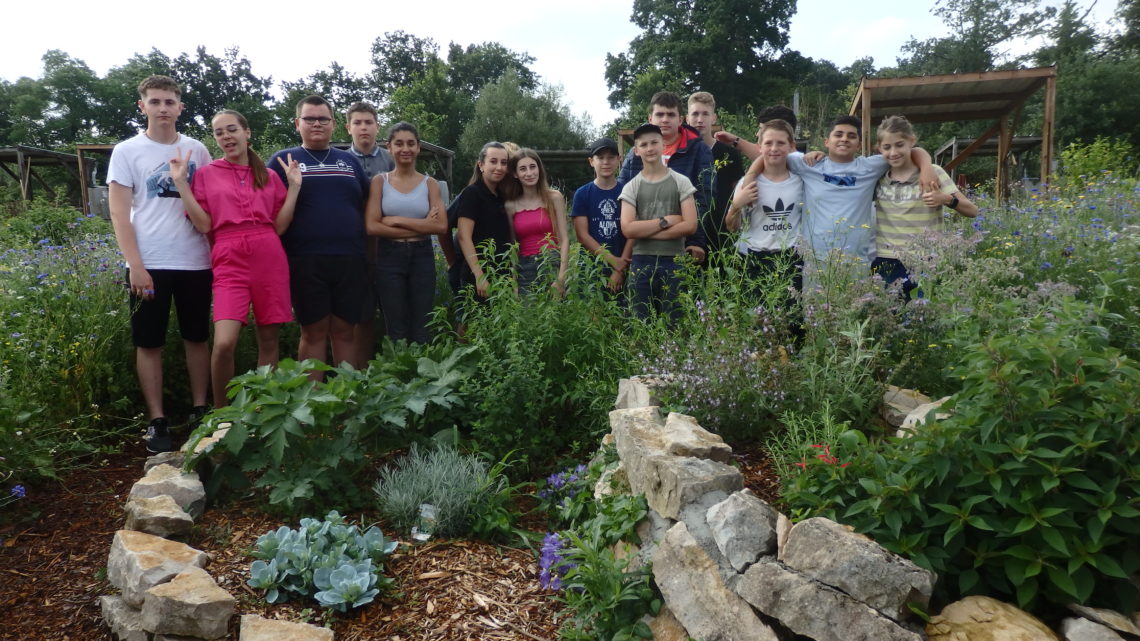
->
xmin=726 ymin=118 xmax=804 ymax=331
xmin=108 ymin=75 xmax=212 ymax=453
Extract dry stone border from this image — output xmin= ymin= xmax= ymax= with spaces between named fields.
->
xmin=613 ymin=376 xmax=1140 ymax=641
xmin=100 ymin=426 xmax=334 ymax=641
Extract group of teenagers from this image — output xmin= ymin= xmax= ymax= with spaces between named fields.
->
xmin=107 ymin=75 xmax=976 ymax=453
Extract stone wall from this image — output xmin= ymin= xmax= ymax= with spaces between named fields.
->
xmin=609 ymin=377 xmax=1140 ymax=641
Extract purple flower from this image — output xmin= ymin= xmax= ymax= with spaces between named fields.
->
xmin=10 ymin=485 xmax=24 ymax=499
xmin=539 ymin=532 xmax=570 ymax=590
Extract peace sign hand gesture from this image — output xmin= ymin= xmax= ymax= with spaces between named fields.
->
xmin=277 ymin=153 xmax=302 ymax=188
xmin=169 ymin=148 xmax=193 ymax=187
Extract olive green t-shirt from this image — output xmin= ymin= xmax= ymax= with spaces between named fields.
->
xmin=618 ymin=169 xmax=697 ymax=256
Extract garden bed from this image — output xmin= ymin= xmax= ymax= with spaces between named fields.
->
xmin=0 ymin=439 xmax=782 ymax=640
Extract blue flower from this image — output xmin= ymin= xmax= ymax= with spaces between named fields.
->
xmin=1040 ymin=262 xmax=1052 ymax=270
xmin=10 ymin=485 xmax=25 ymax=499
xmin=539 ymin=532 xmax=570 ymax=590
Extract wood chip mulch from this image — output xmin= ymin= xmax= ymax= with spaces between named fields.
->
xmin=0 ymin=437 xmax=782 ymax=641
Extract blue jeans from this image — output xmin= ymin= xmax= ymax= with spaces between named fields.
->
xmin=871 ymin=257 xmax=918 ymax=301
xmin=630 ymin=255 xmax=682 ymax=322
xmin=374 ymin=239 xmax=436 ymax=343
xmin=517 ymin=250 xmax=561 ymax=296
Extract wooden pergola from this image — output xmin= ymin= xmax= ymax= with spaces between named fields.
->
xmin=0 ymin=146 xmax=80 ymax=201
xmin=849 ymin=66 xmax=1057 ymax=201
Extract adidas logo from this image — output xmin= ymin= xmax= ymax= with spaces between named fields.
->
xmin=763 ymin=198 xmax=795 ymax=220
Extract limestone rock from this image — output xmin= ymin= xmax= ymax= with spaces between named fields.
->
xmin=141 ymin=566 xmax=235 ymax=639
xmin=615 ymin=377 xmax=658 ymax=409
xmin=128 ymin=463 xmax=206 ymax=518
xmin=593 ymin=461 xmax=627 ymax=499
xmin=652 ymin=522 xmax=779 ymax=641
xmin=634 ymin=509 xmax=674 ymax=568
xmin=897 ymin=396 xmax=951 ymax=437
xmin=706 ymin=490 xmax=778 ymax=572
xmin=927 ymin=596 xmax=1059 ymax=641
xmin=107 ymin=530 xmax=208 ymax=607
xmin=124 ymin=494 xmax=194 ymax=538
xmin=775 ymin=512 xmax=792 ymax=561
xmin=144 ymin=451 xmax=185 ymax=474
xmin=610 ymin=407 xmax=742 ymax=519
xmin=781 ymin=517 xmax=935 ymax=620
xmin=154 ymin=634 xmax=206 ymax=641
xmin=679 ymin=490 xmax=733 ymax=576
xmin=882 ymin=385 xmax=933 ymax=427
xmin=1066 ymin=604 xmax=1140 ymax=637
xmin=99 ymin=594 xmax=149 ymax=641
xmin=1061 ymin=617 xmax=1125 ymax=641
xmin=662 ymin=412 xmax=733 ymax=462
xmin=645 ymin=606 xmax=689 ymax=641
xmin=240 ymin=614 xmax=335 ymax=641
xmin=736 ymin=560 xmax=923 ymax=641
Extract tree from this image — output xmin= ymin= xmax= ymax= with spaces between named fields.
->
xmin=604 ymin=0 xmax=795 ymax=113
xmin=170 ymin=46 xmax=273 ymax=137
xmin=458 ymin=70 xmax=589 ymax=175
xmin=370 ymin=31 xmax=441 ymax=98
xmin=446 ymin=42 xmax=537 ymax=96
xmin=898 ymin=0 xmax=1056 ymax=74
xmin=1110 ymin=0 xmax=1140 ymax=55
xmin=383 ymin=58 xmax=470 ymax=153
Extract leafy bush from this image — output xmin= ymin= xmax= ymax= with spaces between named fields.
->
xmin=372 ymin=443 xmax=515 ymax=540
xmin=782 ymin=297 xmax=1140 ymax=612
xmin=184 ymin=348 xmax=472 ymax=514
xmin=460 ymin=249 xmax=634 ymax=471
xmin=247 ymin=511 xmax=398 ymax=612
xmin=1057 ymin=136 xmax=1138 ymax=190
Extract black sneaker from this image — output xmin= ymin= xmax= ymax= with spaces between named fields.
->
xmin=144 ymin=417 xmax=173 ymax=453
xmin=186 ymin=405 xmax=210 ymax=432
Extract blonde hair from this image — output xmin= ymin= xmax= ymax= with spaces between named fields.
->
xmin=687 ymin=91 xmax=716 ymax=110
xmin=877 ymin=115 xmax=916 ymax=140
xmin=759 ymin=119 xmax=796 ymax=145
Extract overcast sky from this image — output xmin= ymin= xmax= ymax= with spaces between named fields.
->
xmin=2 ymin=0 xmax=1117 ymax=128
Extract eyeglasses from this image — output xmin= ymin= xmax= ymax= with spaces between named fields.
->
xmin=300 ymin=117 xmax=333 ymax=125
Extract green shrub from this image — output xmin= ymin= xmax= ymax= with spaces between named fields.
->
xmin=1056 ymin=136 xmax=1138 ymax=190
xmin=372 ymin=443 xmax=516 ymax=540
xmin=184 ymin=348 xmax=473 ymax=514
xmin=460 ymin=249 xmax=634 ymax=471
xmin=764 ymin=401 xmax=849 ymax=481
xmin=247 ymin=511 xmax=398 ymax=612
xmin=782 ymin=297 xmax=1140 ymax=612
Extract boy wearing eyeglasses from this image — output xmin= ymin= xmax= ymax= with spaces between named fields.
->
xmin=269 ymin=95 xmax=370 ymax=376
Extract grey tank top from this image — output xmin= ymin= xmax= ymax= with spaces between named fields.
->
xmin=382 ymin=174 xmax=430 ymax=219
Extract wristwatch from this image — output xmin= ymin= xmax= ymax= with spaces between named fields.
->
xmin=659 ymin=217 xmax=670 ymax=229
xmin=948 ymin=194 xmax=959 ymax=209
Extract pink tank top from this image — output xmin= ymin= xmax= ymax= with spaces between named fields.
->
xmin=513 ymin=207 xmax=556 ymax=257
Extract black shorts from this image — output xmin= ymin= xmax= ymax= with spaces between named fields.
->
xmin=288 ymin=254 xmax=369 ymax=326
xmin=128 ymin=268 xmax=212 ymax=348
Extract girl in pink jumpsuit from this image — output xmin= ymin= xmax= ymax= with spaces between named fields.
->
xmin=170 ymin=109 xmax=301 ymax=407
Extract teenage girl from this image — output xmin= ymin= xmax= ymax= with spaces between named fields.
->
xmin=455 ymin=142 xmax=512 ymax=301
xmin=170 ymin=109 xmax=301 ymax=407
xmin=505 ymin=149 xmax=569 ymax=295
xmin=874 ymin=115 xmax=977 ymax=299
xmin=365 ymin=122 xmax=445 ymax=344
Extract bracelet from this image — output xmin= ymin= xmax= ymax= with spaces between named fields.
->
xmin=732 ymin=137 xmax=740 ymax=148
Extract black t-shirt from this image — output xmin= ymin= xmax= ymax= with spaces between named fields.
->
xmin=455 ymin=179 xmax=511 ymax=279
xmin=704 ymin=140 xmax=745 ymax=255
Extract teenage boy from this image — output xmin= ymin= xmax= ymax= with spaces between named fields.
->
xmin=108 ymin=74 xmax=211 ymax=453
xmin=619 ymin=91 xmax=713 ymax=263
xmin=619 ymin=124 xmax=698 ymax=320
xmin=269 ymin=95 xmax=370 ymax=376
xmin=686 ymin=91 xmax=743 ymax=257
xmin=732 ymin=115 xmax=937 ymax=268
xmin=344 ymin=102 xmax=394 ymax=365
xmin=571 ymin=137 xmax=631 ymax=292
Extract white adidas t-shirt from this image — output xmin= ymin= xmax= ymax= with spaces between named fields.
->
xmin=735 ymin=173 xmax=804 ymax=253
xmin=107 ymin=133 xmax=211 ymax=270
